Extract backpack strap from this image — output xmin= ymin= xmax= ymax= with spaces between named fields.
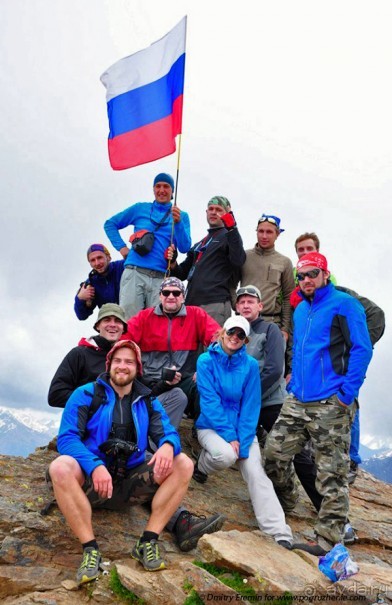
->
xmin=84 ymin=381 xmax=108 ymax=422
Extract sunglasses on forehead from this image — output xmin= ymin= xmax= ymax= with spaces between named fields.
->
xmin=226 ymin=327 xmax=247 ymax=340
xmin=296 ymin=268 xmax=322 ymax=281
xmin=236 ymin=286 xmax=260 ymax=299
xmin=257 ymin=216 xmax=279 ymax=227
xmin=161 ymin=289 xmax=183 ymax=297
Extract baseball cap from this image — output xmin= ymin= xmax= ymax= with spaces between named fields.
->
xmin=223 ymin=315 xmax=250 ymax=338
xmin=236 ymin=285 xmax=261 ymax=301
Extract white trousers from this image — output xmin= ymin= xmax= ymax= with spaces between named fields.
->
xmin=197 ymin=429 xmax=293 ymax=543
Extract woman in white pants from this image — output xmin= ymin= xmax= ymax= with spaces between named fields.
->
xmin=194 ymin=315 xmax=293 ymax=548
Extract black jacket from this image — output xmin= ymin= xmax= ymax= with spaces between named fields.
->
xmin=47 ymin=335 xmax=112 ymax=408
xmin=172 ymin=226 xmax=246 ymax=305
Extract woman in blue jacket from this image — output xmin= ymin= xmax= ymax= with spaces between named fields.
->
xmin=194 ymin=316 xmax=293 ymax=547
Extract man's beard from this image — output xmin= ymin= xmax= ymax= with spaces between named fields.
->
xmin=110 ymin=370 xmax=134 ymax=387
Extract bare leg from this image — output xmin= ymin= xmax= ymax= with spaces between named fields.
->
xmin=49 ymin=455 xmax=95 ymax=544
xmin=145 ymin=453 xmax=193 ymax=533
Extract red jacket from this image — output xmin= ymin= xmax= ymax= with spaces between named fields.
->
xmin=123 ymin=305 xmax=220 ymax=382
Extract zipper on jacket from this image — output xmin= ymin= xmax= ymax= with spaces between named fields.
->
xmin=320 ymin=352 xmax=325 ymax=383
xmin=301 ymin=304 xmax=313 ymax=401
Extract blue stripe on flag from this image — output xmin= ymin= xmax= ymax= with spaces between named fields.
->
xmin=107 ymin=53 xmax=185 ymax=139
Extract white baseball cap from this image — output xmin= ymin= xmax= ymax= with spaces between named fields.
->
xmin=223 ymin=315 xmax=250 ymax=337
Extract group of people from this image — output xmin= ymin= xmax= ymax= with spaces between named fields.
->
xmin=49 ymin=172 xmax=383 ymax=585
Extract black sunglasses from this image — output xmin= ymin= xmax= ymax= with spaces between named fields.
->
xmin=226 ymin=327 xmax=247 ymax=340
xmin=297 ymin=268 xmax=321 ymax=281
xmin=161 ymin=289 xmax=183 ymax=297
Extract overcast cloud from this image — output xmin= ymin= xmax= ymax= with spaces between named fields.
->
xmin=1 ymin=0 xmax=391 ymax=447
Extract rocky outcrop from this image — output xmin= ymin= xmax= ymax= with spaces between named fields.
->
xmin=0 ymin=421 xmax=391 ymax=604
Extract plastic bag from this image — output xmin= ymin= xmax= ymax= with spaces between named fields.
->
xmin=318 ymin=543 xmax=359 ymax=582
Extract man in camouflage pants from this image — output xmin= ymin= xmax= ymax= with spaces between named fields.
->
xmin=264 ymin=252 xmax=373 ymax=551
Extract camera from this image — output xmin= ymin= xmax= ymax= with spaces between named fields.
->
xmin=161 ymin=366 xmax=176 ymax=382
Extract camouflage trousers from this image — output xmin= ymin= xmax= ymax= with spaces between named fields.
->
xmin=84 ymin=460 xmax=159 ymax=511
xmin=264 ymin=393 xmax=357 ymax=544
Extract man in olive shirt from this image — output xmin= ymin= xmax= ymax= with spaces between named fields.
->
xmin=241 ymin=214 xmax=295 ymax=342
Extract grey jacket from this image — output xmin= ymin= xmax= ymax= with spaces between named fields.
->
xmin=246 ymin=316 xmax=287 ymax=408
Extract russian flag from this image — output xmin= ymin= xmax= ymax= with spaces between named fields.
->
xmin=100 ymin=17 xmax=186 ymax=170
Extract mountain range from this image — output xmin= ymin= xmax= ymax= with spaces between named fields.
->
xmin=0 ymin=406 xmax=59 ymax=457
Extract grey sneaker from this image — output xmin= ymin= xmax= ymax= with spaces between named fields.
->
xmin=343 ymin=523 xmax=357 ymax=545
xmin=131 ymin=539 xmax=166 ymax=571
xmin=76 ymin=547 xmax=102 ymax=585
xmin=175 ymin=511 xmax=225 ymax=552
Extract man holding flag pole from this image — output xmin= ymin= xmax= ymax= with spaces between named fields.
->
xmin=101 ymin=17 xmax=190 ymax=319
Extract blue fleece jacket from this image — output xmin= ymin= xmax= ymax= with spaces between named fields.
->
xmin=104 ymin=201 xmax=191 ymax=273
xmin=57 ymin=375 xmax=181 ymax=477
xmin=290 ymin=283 xmax=373 ymax=405
xmin=74 ymin=260 xmax=124 ymax=320
xmin=196 ymin=342 xmax=261 ymax=459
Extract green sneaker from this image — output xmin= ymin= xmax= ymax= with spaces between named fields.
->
xmin=131 ymin=538 xmax=166 ymax=571
xmin=76 ymin=547 xmax=102 ymax=585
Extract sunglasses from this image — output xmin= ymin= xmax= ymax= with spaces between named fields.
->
xmin=226 ymin=327 xmax=247 ymax=340
xmin=257 ymin=216 xmax=279 ymax=226
xmin=297 ymin=268 xmax=321 ymax=281
xmin=161 ymin=289 xmax=183 ymax=297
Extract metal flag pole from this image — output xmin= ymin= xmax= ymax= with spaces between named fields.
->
xmin=166 ymin=134 xmax=183 ymax=276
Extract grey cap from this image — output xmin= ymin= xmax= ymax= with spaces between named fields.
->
xmin=94 ymin=303 xmax=127 ymax=332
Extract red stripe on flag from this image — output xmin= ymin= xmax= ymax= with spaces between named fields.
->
xmin=108 ymin=95 xmax=183 ymax=170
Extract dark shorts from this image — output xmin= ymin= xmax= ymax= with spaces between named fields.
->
xmin=46 ymin=459 xmax=159 ymax=512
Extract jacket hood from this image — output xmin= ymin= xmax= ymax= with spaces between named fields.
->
xmin=77 ymin=336 xmax=102 ymax=350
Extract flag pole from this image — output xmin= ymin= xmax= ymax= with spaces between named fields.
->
xmin=166 ymin=134 xmax=182 ymax=276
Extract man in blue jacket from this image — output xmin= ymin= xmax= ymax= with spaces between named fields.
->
xmin=104 ymin=173 xmax=191 ymax=319
xmin=48 ymin=340 xmax=224 ymax=584
xmin=74 ymin=244 xmax=124 ymax=320
xmin=264 ymin=252 xmax=373 ymax=552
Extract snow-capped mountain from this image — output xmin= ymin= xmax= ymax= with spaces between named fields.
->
xmin=0 ymin=406 xmax=60 ymax=457
xmin=362 ymin=450 xmax=392 ymax=484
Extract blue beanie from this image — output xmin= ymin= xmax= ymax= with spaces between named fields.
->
xmin=153 ymin=173 xmax=175 ymax=191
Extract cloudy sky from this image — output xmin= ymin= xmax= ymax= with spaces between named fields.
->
xmin=1 ymin=0 xmax=391 ymax=447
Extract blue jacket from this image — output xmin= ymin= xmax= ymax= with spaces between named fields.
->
xmin=290 ymin=283 xmax=373 ymax=405
xmin=195 ymin=342 xmax=261 ymax=459
xmin=74 ymin=260 xmax=124 ymax=320
xmin=57 ymin=374 xmax=181 ymax=477
xmin=104 ymin=201 xmax=191 ymax=273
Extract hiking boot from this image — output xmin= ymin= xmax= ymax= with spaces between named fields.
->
xmin=131 ymin=539 xmax=166 ymax=571
xmin=193 ymin=460 xmax=208 ymax=484
xmin=292 ymin=541 xmax=329 ymax=557
xmin=277 ymin=540 xmax=292 ymax=550
xmin=175 ymin=511 xmax=225 ymax=552
xmin=76 ymin=547 xmax=102 ymax=585
xmin=343 ymin=523 xmax=357 ymax=545
xmin=348 ymin=461 xmax=358 ymax=485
